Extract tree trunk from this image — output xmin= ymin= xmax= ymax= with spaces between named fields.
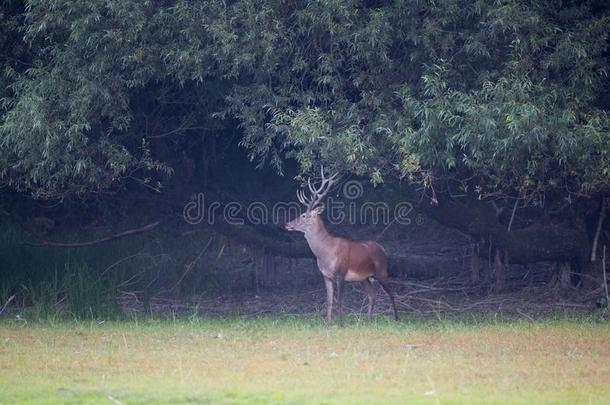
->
xmin=559 ymin=262 xmax=571 ymax=292
xmin=423 ymin=198 xmax=590 ymax=265
xmin=493 ymin=248 xmax=505 ymax=292
xmin=470 ymin=245 xmax=480 ymax=284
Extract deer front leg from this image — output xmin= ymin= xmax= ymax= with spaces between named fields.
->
xmin=336 ymin=278 xmax=344 ymax=326
xmin=323 ymin=276 xmax=334 ymax=326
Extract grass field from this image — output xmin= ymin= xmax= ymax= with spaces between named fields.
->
xmin=0 ymin=315 xmax=608 ymax=404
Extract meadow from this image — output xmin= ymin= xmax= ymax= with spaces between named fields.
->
xmin=1 ymin=315 xmax=609 ymax=404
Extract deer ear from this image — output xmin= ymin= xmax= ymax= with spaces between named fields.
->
xmin=312 ymin=205 xmax=325 ymax=215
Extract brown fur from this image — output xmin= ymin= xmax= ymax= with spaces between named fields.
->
xmin=286 ymin=210 xmax=399 ymax=325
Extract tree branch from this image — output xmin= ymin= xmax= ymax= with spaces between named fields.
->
xmin=24 ymin=222 xmax=160 ymax=248
xmin=591 ymin=196 xmax=607 ymax=262
xmin=507 ymin=198 xmax=519 ymax=233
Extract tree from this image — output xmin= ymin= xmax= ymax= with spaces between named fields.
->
xmin=222 ymin=0 xmax=610 ymax=274
xmin=1 ymin=1 xmax=609 ymax=279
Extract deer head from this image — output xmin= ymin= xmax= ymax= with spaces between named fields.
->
xmin=284 ymin=167 xmax=339 ymax=233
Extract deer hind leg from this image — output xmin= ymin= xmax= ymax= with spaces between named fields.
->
xmin=323 ymin=276 xmax=334 ymax=326
xmin=361 ymin=278 xmax=376 ymax=320
xmin=377 ymin=278 xmax=399 ymax=321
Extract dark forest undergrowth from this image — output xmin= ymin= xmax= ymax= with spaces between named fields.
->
xmin=2 ymin=217 xmax=607 ymax=323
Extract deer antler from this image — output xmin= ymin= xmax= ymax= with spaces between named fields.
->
xmin=296 ymin=166 xmax=339 ymax=211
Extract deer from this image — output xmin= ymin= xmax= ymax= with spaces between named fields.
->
xmin=284 ymin=168 xmax=399 ymax=326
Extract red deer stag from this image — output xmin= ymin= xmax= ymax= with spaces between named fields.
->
xmin=284 ymin=168 xmax=399 ymax=325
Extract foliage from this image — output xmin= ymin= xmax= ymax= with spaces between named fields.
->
xmin=227 ymin=1 xmax=610 ymax=203
xmin=0 ymin=211 xmax=282 ymax=319
xmin=19 ymin=262 xmax=122 ymax=319
xmin=0 ymin=1 xmax=608 ymax=205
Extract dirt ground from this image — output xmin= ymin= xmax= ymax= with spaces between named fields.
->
xmin=118 ymin=269 xmax=606 ymax=321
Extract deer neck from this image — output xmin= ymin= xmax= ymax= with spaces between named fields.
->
xmin=303 ymin=216 xmax=337 ymax=259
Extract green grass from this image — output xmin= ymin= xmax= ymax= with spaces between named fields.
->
xmin=1 ymin=316 xmax=609 ymax=404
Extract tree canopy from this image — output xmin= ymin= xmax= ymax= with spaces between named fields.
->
xmin=1 ymin=0 xmax=608 ymax=202
xmin=1 ymin=0 xmax=609 ymax=273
